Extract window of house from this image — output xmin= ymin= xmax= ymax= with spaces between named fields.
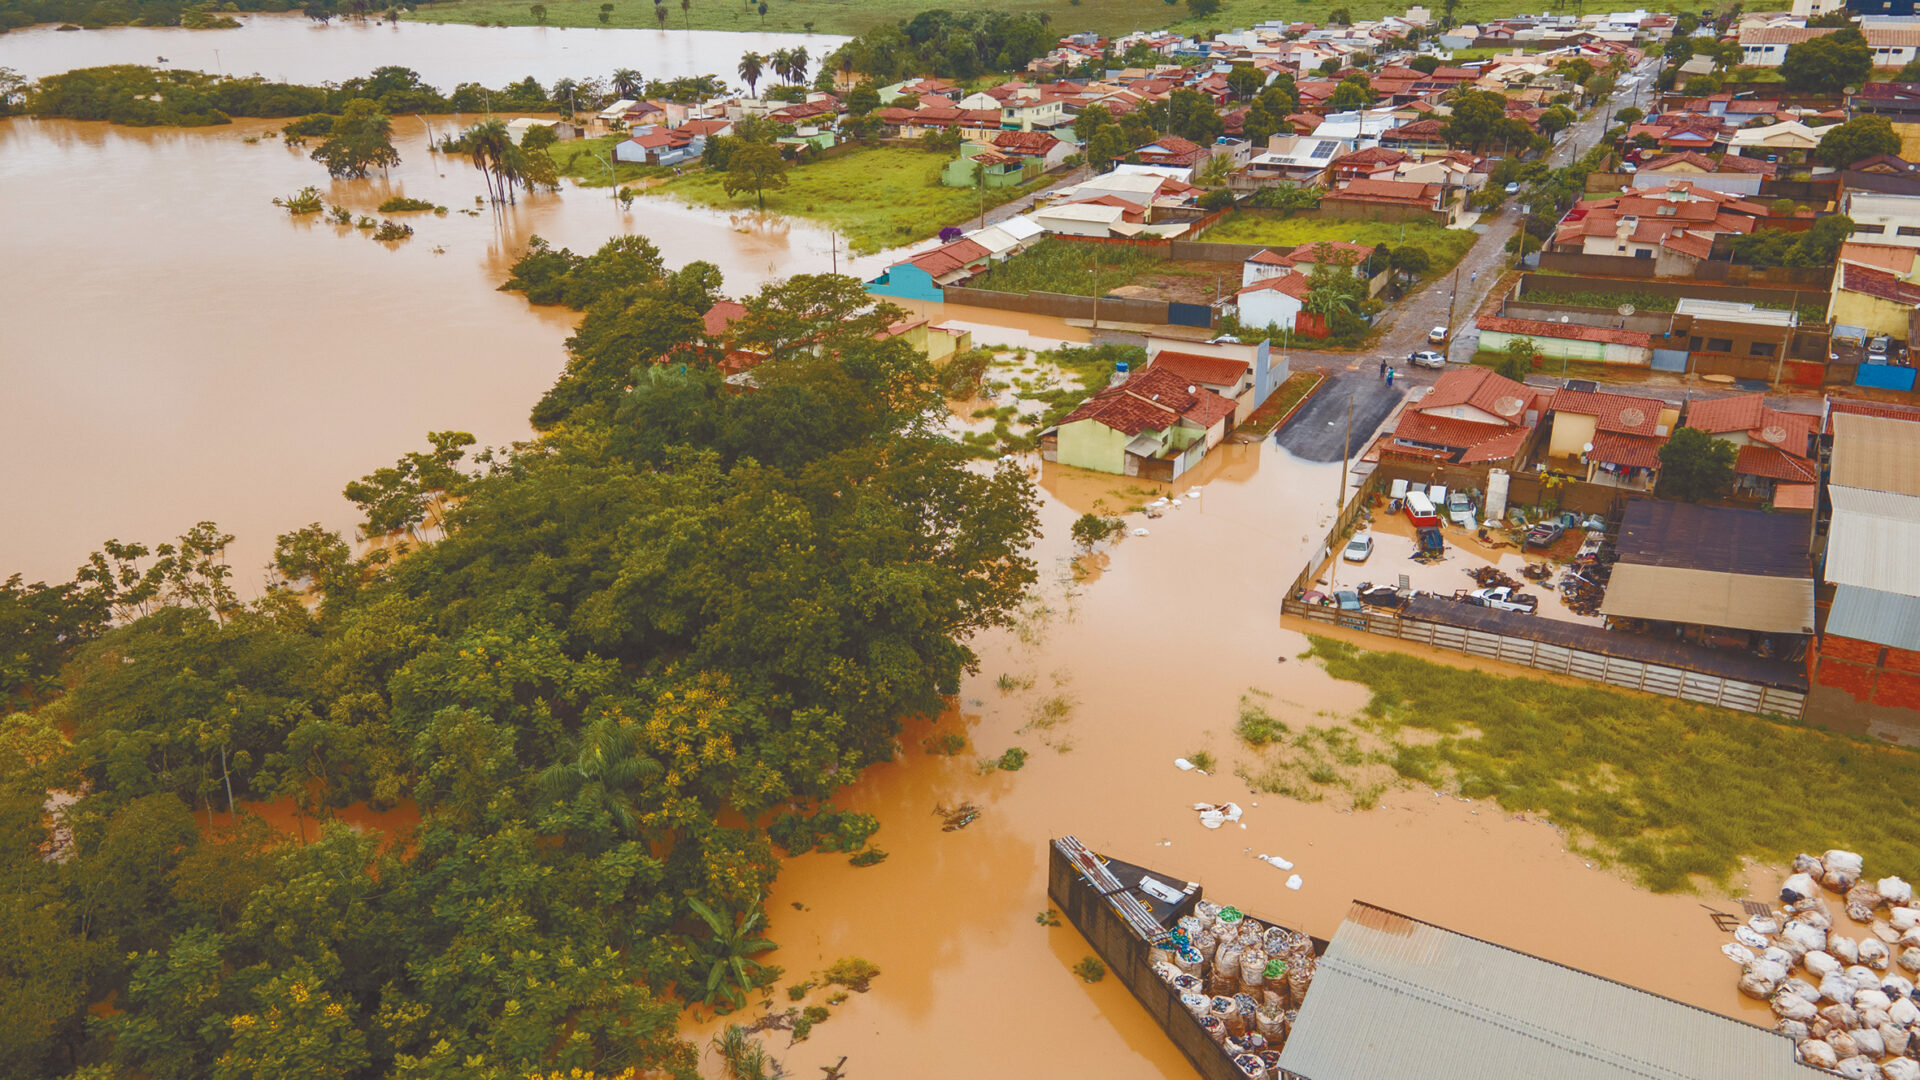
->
xmin=1899 ymin=226 xmax=1920 ymax=237
xmin=1633 ymin=249 xmax=1653 ymax=258
xmin=1688 ymin=336 xmax=1703 ymax=350
xmin=1856 ymin=224 xmax=1888 ymax=234
xmin=1749 ymin=342 xmax=1777 ymax=357
xmin=1706 ymin=337 xmax=1733 ymax=352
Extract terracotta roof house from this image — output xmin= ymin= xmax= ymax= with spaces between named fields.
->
xmin=1550 ymin=182 xmax=1763 ymax=274
xmin=1380 ymin=118 xmax=1448 ymax=151
xmin=1331 ymin=145 xmax=1409 ymax=180
xmin=1321 ymin=177 xmax=1457 ymax=224
xmin=1049 ymin=366 xmax=1241 ymax=477
xmin=1389 ymin=366 xmax=1543 ymax=464
xmin=865 ymin=237 xmax=991 ymax=302
xmin=1133 ymin=135 xmax=1206 ymax=168
xmin=1684 ymin=392 xmax=1820 ymax=496
xmin=1546 ymin=388 xmax=1679 ymax=491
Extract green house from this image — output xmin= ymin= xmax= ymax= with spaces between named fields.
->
xmin=941 ymin=142 xmax=1029 ymax=188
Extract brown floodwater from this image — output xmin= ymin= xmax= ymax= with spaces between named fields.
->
xmin=683 ymin=441 xmax=1782 ymax=1077
xmin=0 ymin=15 xmax=840 ymax=87
xmin=0 ymin=115 xmax=888 ymax=585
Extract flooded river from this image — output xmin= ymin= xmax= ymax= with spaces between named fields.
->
xmin=0 ymin=14 xmax=840 ymax=87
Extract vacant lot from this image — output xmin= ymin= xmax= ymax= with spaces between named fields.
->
xmin=1204 ymin=212 xmax=1481 ymax=276
xmin=646 ymin=145 xmax=1051 ymax=253
xmin=970 ymin=240 xmax=1233 ymax=302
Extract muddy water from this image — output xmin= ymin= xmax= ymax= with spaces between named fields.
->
xmin=0 ymin=116 xmax=887 ymax=584
xmin=0 ymin=15 xmax=839 ymax=87
xmin=687 ymin=442 xmax=1781 ymax=1077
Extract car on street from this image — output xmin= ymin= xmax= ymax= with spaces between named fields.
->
xmin=1524 ymin=522 xmax=1566 ymax=549
xmin=1342 ymin=534 xmax=1373 ymax=562
xmin=1504 ymin=182 xmax=1520 ymax=195
xmin=1428 ymin=326 xmax=1448 ymax=344
xmin=1408 ymin=350 xmax=1447 ymax=369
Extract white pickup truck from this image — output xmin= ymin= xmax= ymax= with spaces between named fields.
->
xmin=1457 ymin=586 xmax=1539 ymax=613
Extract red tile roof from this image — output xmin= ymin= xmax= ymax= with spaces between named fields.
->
xmin=1686 ymin=393 xmax=1818 ymax=461
xmin=702 ymin=299 xmax=748 ymax=336
xmin=1061 ymin=366 xmax=1233 ymax=436
xmin=1147 ymin=350 xmax=1251 ymax=387
xmin=1237 ymin=272 xmax=1313 ymax=300
xmin=1459 ymin=425 xmax=1535 ymax=464
xmin=1839 ymin=261 xmax=1920 ymax=305
xmin=1588 ymin=430 xmax=1665 ymax=469
xmin=1683 ymin=392 xmax=1766 ymax=434
xmin=1247 ymin=248 xmax=1292 ymax=266
xmin=1478 ymin=314 xmax=1653 ymax=348
xmin=1550 ymin=389 xmax=1669 ymax=436
xmin=1327 ymin=178 xmax=1441 ymax=206
xmin=1825 ymin=397 xmax=1920 ymax=432
xmin=1736 ymin=444 xmax=1819 ymax=482
xmin=1418 ymin=365 xmax=1538 ymax=423
xmin=993 ymin=130 xmax=1061 ymax=155
xmin=1393 ymin=411 xmax=1518 ymax=452
xmin=906 ymin=237 xmax=991 ymax=278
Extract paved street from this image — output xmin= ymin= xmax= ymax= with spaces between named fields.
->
xmin=1274 ymin=372 xmax=1405 ymax=461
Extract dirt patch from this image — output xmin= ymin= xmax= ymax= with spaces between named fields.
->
xmin=1110 ymin=259 xmax=1238 ymax=305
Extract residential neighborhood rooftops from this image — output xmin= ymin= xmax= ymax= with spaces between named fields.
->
xmin=907 ymin=237 xmax=991 ymax=278
xmin=1614 ymin=499 xmax=1810 ymax=577
xmin=1550 ymin=389 xmax=1672 ymax=436
xmin=1479 ymin=314 xmax=1653 ymax=348
xmin=1831 ymin=411 xmax=1920 ymax=498
xmin=1146 ymin=350 xmax=1250 ymax=386
xmin=1238 ymin=273 xmax=1314 ymax=300
xmin=702 ymin=299 xmax=748 ymax=336
xmin=1838 ymin=261 xmax=1920 ymax=306
xmin=1061 ymin=366 xmax=1233 ymax=437
xmin=1419 ymin=365 xmax=1538 ymax=422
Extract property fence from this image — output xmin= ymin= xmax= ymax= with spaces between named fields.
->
xmin=939 ymin=285 xmax=1175 ymax=325
xmin=1532 ymin=252 xmax=1834 ymax=287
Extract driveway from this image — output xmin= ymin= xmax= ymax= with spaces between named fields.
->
xmin=1274 ymin=372 xmax=1405 ymax=462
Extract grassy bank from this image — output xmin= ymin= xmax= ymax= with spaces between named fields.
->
xmin=1203 ymin=212 xmax=1481 ymax=276
xmin=1521 ymin=286 xmax=1824 ymax=326
xmin=646 ymin=144 xmax=1052 ymax=254
xmin=1234 ymin=371 xmax=1322 ymax=437
xmin=546 ymin=133 xmax=672 ymax=187
xmin=1276 ymin=637 xmax=1920 ymax=892
xmin=405 ymin=0 xmax=1166 ymax=37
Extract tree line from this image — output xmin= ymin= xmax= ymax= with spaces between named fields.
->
xmin=0 ymin=237 xmax=1041 ymax=1078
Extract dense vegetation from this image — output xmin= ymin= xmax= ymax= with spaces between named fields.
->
xmin=0 ymin=0 xmax=283 ymax=32
xmin=0 ymin=236 xmax=1040 ymax=1078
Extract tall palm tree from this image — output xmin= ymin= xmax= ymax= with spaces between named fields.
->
xmin=680 ymin=0 xmax=690 ymax=29
xmin=534 ymin=716 xmax=659 ymax=836
xmin=769 ymin=47 xmax=794 ymax=85
xmin=612 ymin=67 xmax=643 ymax=99
xmin=737 ymin=52 xmax=764 ymax=97
xmin=790 ymin=46 xmax=809 ymax=85
xmin=463 ymin=117 xmax=511 ymax=204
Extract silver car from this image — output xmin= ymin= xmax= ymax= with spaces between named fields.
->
xmin=1342 ymin=534 xmax=1373 ymax=563
xmin=1409 ymin=350 xmax=1447 ymax=369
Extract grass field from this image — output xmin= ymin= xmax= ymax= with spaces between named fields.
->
xmin=1286 ymin=637 xmax=1920 ymax=892
xmin=408 ymin=0 xmax=1547 ymax=40
xmin=644 ymin=144 xmax=1052 ymax=254
xmin=545 ymin=134 xmax=671 ymax=187
xmin=1203 ymin=212 xmax=1482 ymax=275
xmin=969 ymin=239 xmax=1233 ymax=299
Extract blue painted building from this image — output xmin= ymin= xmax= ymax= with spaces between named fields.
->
xmin=866 ymin=236 xmax=992 ymax=302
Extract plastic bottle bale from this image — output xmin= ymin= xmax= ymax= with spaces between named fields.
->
xmin=1750 ymin=913 xmax=1785 ymax=936
xmin=1286 ymin=952 xmax=1316 ymax=1004
xmin=1855 ymin=965 xmax=1886 ymax=987
xmin=1856 ymin=1025 xmax=1889 ymax=1059
xmin=1903 ymin=927 xmax=1920 ymax=951
xmin=1886 ymin=1059 xmax=1920 ymax=1080
xmin=1882 ymin=974 xmax=1915 ymax=1002
xmin=1784 ymin=873 xmax=1823 ymax=905
xmin=1173 ymin=974 xmax=1204 ymax=996
xmin=1232 ymin=1052 xmax=1268 ymax=1079
xmin=1811 ymin=951 xmax=1846 ymax=978
xmin=1742 ymin=959 xmax=1791 ymax=999
xmin=1255 ymin=1007 xmax=1286 ymax=1039
xmin=1824 ymin=1004 xmax=1864 ymax=1031
xmin=1854 ymin=902 xmax=1883 ymax=924
xmin=1835 ymin=1057 xmax=1882 ymax=1080
xmin=1800 ymin=1039 xmax=1839 ymax=1069
xmin=1234 ymin=993 xmax=1259 ymax=1034
xmin=1827 ymin=972 xmax=1864 ymax=1004
xmin=1797 ymin=853 xmax=1829 ymax=878
xmin=1216 ymin=942 xmax=1244 ymax=978
xmin=1239 ymin=949 xmax=1269 ymax=991
xmin=1774 ymin=992 xmax=1819 ymax=1022
xmin=1785 ymin=920 xmax=1829 ymax=955
xmin=1175 ymin=946 xmax=1206 ymax=977
xmin=1178 ymin=915 xmax=1204 ymax=938
xmin=1859 ymin=988 xmax=1896 ymax=1012
xmin=1768 ymin=946 xmax=1800 ymax=968
xmin=1193 ymin=928 xmax=1218 ymax=957
xmin=1210 ymin=995 xmax=1242 ymax=1035
xmin=1837 ymin=937 xmax=1865 ymax=965
xmin=1812 ymin=1016 xmax=1835 ymax=1042
xmin=1889 ymin=996 xmax=1920 ymax=1028
xmin=1826 ymin=851 xmax=1867 ymax=894
xmin=1832 ymin=1029 xmax=1864 ymax=1059
xmin=1195 ymin=900 xmax=1220 ymax=923
xmin=1262 ymin=989 xmax=1284 ymax=1015
xmin=1238 ymin=920 xmax=1265 ymax=947
xmin=1885 ymin=879 xmax=1917 ymax=907
xmin=1154 ymin=960 xmax=1183 ymax=984
xmin=1262 ymin=926 xmax=1289 ymax=954
xmin=1199 ymin=1015 xmax=1228 ymax=1045
xmin=1866 ymin=1006 xmax=1895 ymax=1031
xmin=1806 ymin=908 xmax=1837 ymax=932
xmin=1778 ymin=1019 xmax=1811 ymax=1041
xmin=1896 ymin=910 xmax=1920 ymax=933
xmin=1208 ymin=967 xmax=1240 ymax=999
xmin=1215 ymin=905 xmax=1246 ymax=936
xmin=1886 ymin=1021 xmax=1912 ymax=1058
xmin=1181 ymin=992 xmax=1211 ymax=1020
xmin=1224 ymin=1036 xmax=1249 ymax=1058
xmin=1785 ymin=977 xmax=1821 ymax=1001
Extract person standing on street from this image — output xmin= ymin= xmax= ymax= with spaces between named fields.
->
xmin=1379 ymin=357 xmax=1387 ymax=380
xmin=1386 ymin=366 xmax=1396 ymax=388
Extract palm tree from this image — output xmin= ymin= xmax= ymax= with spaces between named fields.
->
xmin=462 ymin=117 xmax=511 ymax=204
xmin=680 ymin=0 xmax=690 ymax=29
xmin=737 ymin=52 xmax=764 ymax=97
xmin=612 ymin=67 xmax=643 ymax=99
xmin=790 ymin=46 xmax=809 ymax=85
xmin=769 ymin=47 xmax=794 ymax=85
xmin=687 ymin=894 xmax=777 ymax=1010
xmin=653 ymin=0 xmax=667 ymax=28
xmin=534 ymin=716 xmax=660 ymax=836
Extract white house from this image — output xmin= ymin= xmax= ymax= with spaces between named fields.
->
xmin=1032 ymin=202 xmax=1129 ymax=237
xmin=1843 ymin=191 xmax=1920 ymax=249
xmin=1866 ymin=24 xmax=1920 ymax=68
xmin=1234 ymin=271 xmax=1311 ymax=332
xmin=1242 ymin=249 xmax=1293 ymax=287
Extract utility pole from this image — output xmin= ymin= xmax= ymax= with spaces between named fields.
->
xmin=1092 ymin=243 xmax=1101 ymax=335
xmin=1443 ymin=265 xmax=1461 ymax=349
xmin=830 ymin=231 xmax=838 ymax=276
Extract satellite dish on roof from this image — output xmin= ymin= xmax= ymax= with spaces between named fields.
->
xmin=1493 ymin=394 xmax=1526 ymax=417
xmin=1618 ymin=303 xmax=1636 ymax=317
xmin=1583 ymin=442 xmax=1595 ymax=453
xmin=1619 ymin=406 xmax=1647 ymax=428
xmin=1760 ymin=424 xmax=1789 ymax=445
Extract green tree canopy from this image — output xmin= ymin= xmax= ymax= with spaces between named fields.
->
xmin=1780 ymin=28 xmax=1872 ymax=95
xmin=1814 ymin=115 xmax=1902 ymax=168
xmin=308 ymin=97 xmax=398 ymax=179
xmin=721 ymin=140 xmax=789 ymax=210
xmin=1655 ymin=426 xmax=1737 ymax=502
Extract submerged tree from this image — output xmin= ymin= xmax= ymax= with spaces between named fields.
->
xmin=309 ymin=97 xmax=399 ymax=179
xmin=722 ymin=141 xmax=789 ymax=210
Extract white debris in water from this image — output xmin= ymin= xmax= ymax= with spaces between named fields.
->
xmin=1194 ymin=802 xmax=1243 ymax=829
xmin=1257 ymin=854 xmax=1294 ymax=871
xmin=1285 ymin=874 xmax=1303 ymax=890
xmin=1174 ymin=758 xmax=1195 ymax=771
xmin=1131 ymin=528 xmax=1149 ymax=537
xmin=1185 ymin=488 xmax=1203 ymax=499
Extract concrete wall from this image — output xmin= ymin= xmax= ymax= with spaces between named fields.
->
xmin=941 ymin=285 xmax=1173 ymax=325
xmin=1830 ymin=289 xmax=1914 ymax=340
xmin=1056 ymin=418 xmax=1133 ymax=473
xmin=1479 ymin=328 xmax=1650 ymax=366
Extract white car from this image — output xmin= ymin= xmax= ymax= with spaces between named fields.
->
xmin=1504 ymin=181 xmax=1520 ymax=195
xmin=1428 ymin=326 xmax=1448 ymax=344
xmin=1409 ymin=350 xmax=1447 ymax=369
xmin=1342 ymin=534 xmax=1373 ymax=563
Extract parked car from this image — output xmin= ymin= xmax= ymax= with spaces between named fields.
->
xmin=1342 ymin=534 xmax=1373 ymax=562
xmin=1409 ymin=350 xmax=1447 ymax=369
xmin=1333 ymin=589 xmax=1363 ymax=612
xmin=1524 ymin=522 xmax=1566 ymax=549
xmin=1504 ymin=181 xmax=1520 ymax=195
xmin=1428 ymin=326 xmax=1448 ymax=345
xmin=1447 ymin=490 xmax=1475 ymax=526
xmin=1459 ymin=586 xmax=1539 ymax=613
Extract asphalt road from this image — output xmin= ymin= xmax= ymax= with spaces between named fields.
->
xmin=1274 ymin=371 xmax=1405 ymax=461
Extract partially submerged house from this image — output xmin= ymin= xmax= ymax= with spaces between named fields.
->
xmin=865 ymin=237 xmax=992 ymax=302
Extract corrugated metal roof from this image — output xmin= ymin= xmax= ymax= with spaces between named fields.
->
xmin=1615 ymin=499 xmax=1809 ymax=577
xmin=1831 ymin=412 xmax=1920 ymax=497
xmin=1826 ymin=585 xmax=1920 ymax=651
xmin=1275 ymin=902 xmax=1817 ymax=1080
xmin=1600 ymin=563 xmax=1815 ymax=634
xmin=1825 ymin=487 xmax=1920 ymax=595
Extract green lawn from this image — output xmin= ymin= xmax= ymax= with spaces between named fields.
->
xmin=645 ymin=144 xmax=1052 ymax=254
xmin=545 ymin=134 xmax=671 ymax=187
xmin=1296 ymin=636 xmax=1920 ymax=892
xmin=409 ymin=0 xmax=1550 ymax=40
xmin=969 ymin=238 xmax=1166 ymax=297
xmin=1202 ymin=212 xmax=1482 ymax=275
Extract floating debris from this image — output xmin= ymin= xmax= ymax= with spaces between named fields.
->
xmin=1195 ymin=802 xmax=1243 ymax=830
xmin=934 ymin=802 xmax=980 ymax=832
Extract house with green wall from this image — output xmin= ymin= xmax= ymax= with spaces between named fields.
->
xmin=1045 ymin=366 xmax=1239 ymax=481
xmin=942 ymin=142 xmax=1032 ymax=188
